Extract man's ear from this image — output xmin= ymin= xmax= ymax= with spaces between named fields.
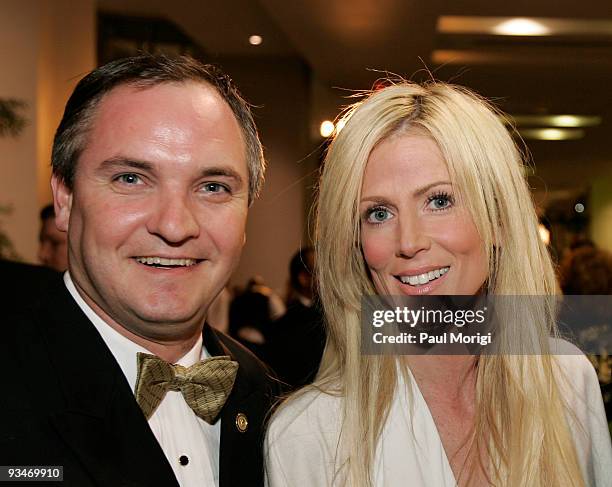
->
xmin=51 ymin=174 xmax=72 ymax=232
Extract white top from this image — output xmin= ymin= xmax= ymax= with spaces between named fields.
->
xmin=265 ymin=345 xmax=612 ymax=486
xmin=64 ymin=272 xmax=221 ymax=487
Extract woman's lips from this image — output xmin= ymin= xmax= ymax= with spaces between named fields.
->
xmin=393 ymin=266 xmax=450 ymax=295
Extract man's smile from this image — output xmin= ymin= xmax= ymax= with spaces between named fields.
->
xmin=134 ymin=256 xmax=203 ymax=268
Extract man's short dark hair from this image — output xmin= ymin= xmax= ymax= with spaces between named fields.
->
xmin=52 ymin=54 xmax=265 ymax=204
xmin=40 ymin=204 xmax=55 ymax=221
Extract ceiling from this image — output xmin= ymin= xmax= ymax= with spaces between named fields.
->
xmin=98 ymin=0 xmax=612 ymax=195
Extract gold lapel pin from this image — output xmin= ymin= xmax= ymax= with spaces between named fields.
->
xmin=235 ymin=412 xmax=248 ymax=433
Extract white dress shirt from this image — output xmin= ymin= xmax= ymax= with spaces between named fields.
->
xmin=265 ymin=341 xmax=612 ymax=486
xmin=64 ymin=272 xmax=221 ymax=487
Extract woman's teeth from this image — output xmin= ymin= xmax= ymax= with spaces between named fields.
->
xmin=399 ymin=266 xmax=449 ymax=286
xmin=135 ymin=257 xmax=197 ymax=267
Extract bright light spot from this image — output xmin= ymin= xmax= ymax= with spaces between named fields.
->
xmin=575 ymin=203 xmax=585 ymax=213
xmin=320 ymin=121 xmax=335 ymax=138
xmin=538 ymin=224 xmax=551 ymax=246
xmin=335 ymin=119 xmax=346 ymax=134
xmin=538 ymin=128 xmax=572 ymax=140
xmin=551 ymin=115 xmax=582 ymax=127
xmin=494 ymin=18 xmax=550 ymax=36
xmin=518 ymin=128 xmax=585 ymax=141
xmin=549 ymin=115 xmax=601 ymax=127
xmin=508 ymin=115 xmax=602 ymax=128
xmin=249 ymin=35 xmax=263 ymax=46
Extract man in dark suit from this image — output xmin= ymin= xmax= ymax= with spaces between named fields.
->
xmin=1 ymin=55 xmax=275 ymax=487
xmin=0 ymin=258 xmax=59 ymax=308
xmin=265 ymin=248 xmax=326 ymax=391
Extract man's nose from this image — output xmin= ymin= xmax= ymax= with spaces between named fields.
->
xmin=147 ymin=192 xmax=200 ymax=244
xmin=396 ymin=213 xmax=431 ymax=258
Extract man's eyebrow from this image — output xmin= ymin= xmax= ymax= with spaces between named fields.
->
xmin=98 ymin=157 xmax=154 ymax=172
xmin=199 ymin=167 xmax=244 ymax=185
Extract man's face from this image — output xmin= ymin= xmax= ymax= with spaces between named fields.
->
xmin=38 ymin=217 xmax=68 ymax=272
xmin=52 ymin=82 xmax=249 ymax=342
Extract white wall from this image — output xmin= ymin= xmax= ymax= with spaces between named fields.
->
xmin=0 ymin=0 xmax=95 ymax=262
xmin=220 ymin=58 xmax=314 ymax=293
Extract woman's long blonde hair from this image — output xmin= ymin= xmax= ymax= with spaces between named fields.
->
xmin=311 ymin=82 xmax=585 ymax=486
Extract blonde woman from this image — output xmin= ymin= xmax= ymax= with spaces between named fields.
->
xmin=264 ymin=82 xmax=612 ymax=486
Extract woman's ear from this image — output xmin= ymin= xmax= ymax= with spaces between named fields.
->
xmin=51 ymin=174 xmax=73 ymax=232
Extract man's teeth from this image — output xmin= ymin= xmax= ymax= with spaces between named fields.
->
xmin=399 ymin=267 xmax=449 ymax=286
xmin=135 ymin=257 xmax=197 ymax=267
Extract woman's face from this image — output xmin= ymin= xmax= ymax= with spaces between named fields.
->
xmin=360 ymin=133 xmax=488 ymax=296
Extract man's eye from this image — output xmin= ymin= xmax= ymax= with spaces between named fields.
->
xmin=116 ymin=173 xmax=142 ymax=185
xmin=366 ymin=207 xmax=392 ymax=224
xmin=202 ymin=182 xmax=228 ymax=193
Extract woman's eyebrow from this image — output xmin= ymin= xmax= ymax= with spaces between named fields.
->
xmin=359 ymin=196 xmax=393 ymax=206
xmin=360 ymin=181 xmax=452 ymax=204
xmin=412 ymin=180 xmax=452 ymax=197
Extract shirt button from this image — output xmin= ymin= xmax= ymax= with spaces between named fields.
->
xmin=179 ymin=455 xmax=189 ymax=466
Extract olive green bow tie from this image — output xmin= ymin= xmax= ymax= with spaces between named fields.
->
xmin=134 ymin=352 xmax=239 ymax=424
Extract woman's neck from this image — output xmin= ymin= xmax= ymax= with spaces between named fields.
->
xmin=405 ymin=354 xmax=478 ymax=402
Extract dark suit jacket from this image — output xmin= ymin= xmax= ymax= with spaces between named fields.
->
xmin=265 ymin=300 xmax=326 ymax=392
xmin=0 ymin=259 xmax=60 ymax=310
xmin=0 ymin=275 xmax=277 ymax=486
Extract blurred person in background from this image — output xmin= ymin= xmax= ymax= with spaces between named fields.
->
xmin=38 ymin=203 xmax=68 ymax=272
xmin=229 ymin=276 xmax=285 ymax=359
xmin=560 ymin=239 xmax=612 ymax=429
xmin=0 ymin=258 xmax=59 ymax=309
xmin=560 ymin=239 xmax=612 ymax=295
xmin=266 ymin=247 xmax=325 ymax=391
xmin=0 ymin=204 xmax=61 ymax=308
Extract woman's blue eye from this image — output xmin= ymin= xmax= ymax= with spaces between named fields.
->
xmin=117 ymin=173 xmax=141 ymax=185
xmin=427 ymin=193 xmax=453 ymax=211
xmin=367 ymin=207 xmax=392 ymax=223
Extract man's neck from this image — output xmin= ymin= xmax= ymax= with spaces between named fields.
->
xmin=66 ymin=272 xmax=204 ymax=363
xmin=98 ymin=318 xmax=202 ymax=363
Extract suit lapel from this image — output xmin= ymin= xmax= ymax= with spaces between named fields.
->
xmin=204 ymin=325 xmax=267 ymax=487
xmin=37 ymin=281 xmax=179 ymax=487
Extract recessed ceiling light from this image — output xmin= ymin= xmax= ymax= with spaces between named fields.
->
xmin=437 ymin=16 xmax=612 ymax=37
xmin=320 ymin=121 xmax=335 ymax=138
xmin=494 ymin=18 xmax=549 ymax=36
xmin=508 ymin=115 xmax=601 ymax=128
xmin=249 ymin=35 xmax=263 ymax=46
xmin=518 ymin=128 xmax=585 ymax=140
